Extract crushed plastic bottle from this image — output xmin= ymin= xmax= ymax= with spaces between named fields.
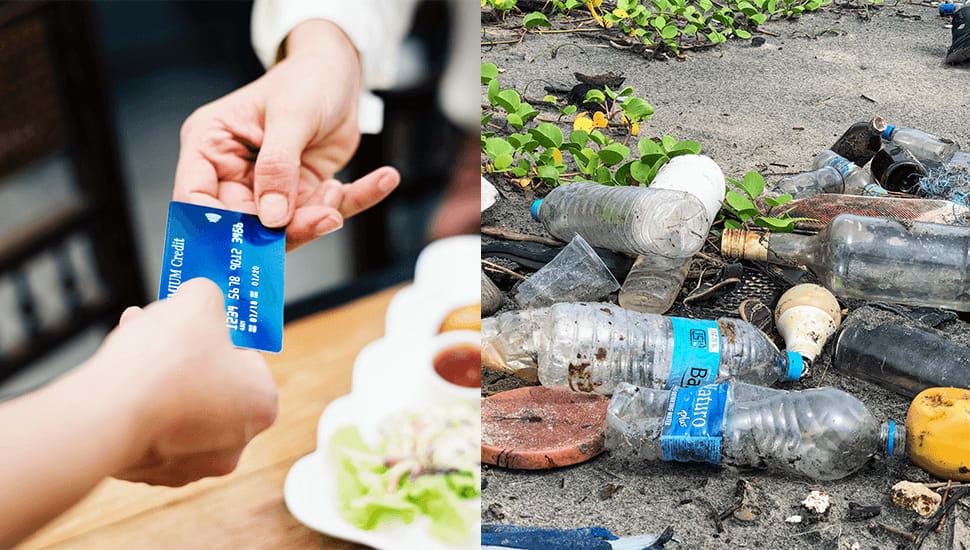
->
xmin=618 ymin=155 xmax=725 ymax=313
xmin=813 ymin=150 xmax=889 ymax=196
xmin=881 ymin=124 xmax=960 ymax=166
xmin=722 ymin=213 xmax=970 ymax=311
xmin=770 ymin=166 xmax=846 ymax=200
xmin=481 ymin=307 xmax=548 ymax=383
xmin=530 ymin=182 xmax=709 ymax=258
xmin=482 ymin=302 xmax=803 ymax=395
xmin=831 ymin=117 xmax=884 ymax=166
xmin=606 ymin=381 xmax=904 ymax=480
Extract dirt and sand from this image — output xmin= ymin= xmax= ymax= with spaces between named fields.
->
xmin=481 ymin=3 xmax=970 ymax=549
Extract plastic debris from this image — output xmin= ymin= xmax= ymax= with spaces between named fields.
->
xmin=774 ymin=284 xmax=842 ymax=363
xmin=891 ymin=481 xmax=942 ymax=517
xmin=482 ymin=176 xmax=498 ymax=212
xmin=906 ymin=388 xmax=970 ymax=481
xmin=785 ymin=515 xmax=803 ymax=524
xmin=514 ymin=234 xmax=619 ymax=308
xmin=481 ymin=524 xmax=675 ymax=550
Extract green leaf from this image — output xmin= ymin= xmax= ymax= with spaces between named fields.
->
xmin=596 ymin=166 xmax=614 ymax=184
xmin=508 ymin=133 xmax=530 ymax=149
xmin=528 ymin=123 xmax=564 ymax=148
xmin=512 ymin=158 xmax=531 ymax=176
xmin=617 ymin=86 xmax=635 ymax=97
xmin=660 ymin=135 xmax=678 ymax=152
xmin=598 ymin=143 xmax=631 ymax=166
xmin=754 ymin=217 xmax=795 ymax=231
xmin=583 ymin=153 xmax=599 ymax=175
xmin=640 ymin=152 xmax=668 ymax=166
xmin=735 ymin=29 xmax=752 ymax=39
xmin=763 ymin=193 xmax=793 ymax=207
xmin=481 ymin=63 xmax=498 ymax=84
xmin=638 ymin=138 xmax=663 ymax=156
xmin=699 ymin=0 xmax=713 ymax=10
xmin=603 ymin=85 xmax=617 ymax=100
xmin=487 ymin=79 xmax=500 ymax=106
xmin=660 ymin=25 xmax=679 ymax=39
xmin=536 ymin=164 xmax=560 ymax=182
xmin=485 ymin=137 xmax=514 ymax=159
xmin=652 ymin=15 xmax=667 ymax=29
xmin=667 ymin=140 xmax=703 ymax=156
xmin=684 ymin=23 xmax=699 ymax=34
xmin=621 ymin=97 xmax=655 ymax=122
xmin=589 ymin=130 xmax=608 ymax=146
xmin=725 ymin=190 xmax=756 ymax=214
xmin=494 ymin=153 xmax=514 ymax=170
xmin=570 ymin=130 xmax=589 ymax=146
xmin=584 ymin=89 xmax=606 ymax=104
xmin=506 ymin=113 xmax=523 ymax=129
xmin=749 ymin=12 xmax=768 ymax=24
xmin=542 ymin=94 xmax=558 ymax=103
xmin=495 ymin=89 xmax=521 ymax=113
xmin=741 ymin=171 xmax=766 ymax=200
xmin=630 ymin=159 xmax=654 ymax=183
xmin=523 ymin=12 xmax=552 ymax=28
xmin=724 ymin=219 xmax=744 ymax=229
xmin=562 ymin=105 xmax=577 ymax=115
xmin=614 ymin=160 xmax=635 ymax=185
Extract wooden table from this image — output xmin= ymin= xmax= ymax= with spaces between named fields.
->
xmin=18 ymin=286 xmax=405 ymax=550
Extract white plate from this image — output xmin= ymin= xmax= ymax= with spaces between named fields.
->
xmin=284 ymin=396 xmax=479 ymax=550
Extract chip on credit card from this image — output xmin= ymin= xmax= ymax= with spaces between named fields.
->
xmin=158 ymin=201 xmax=285 ymax=352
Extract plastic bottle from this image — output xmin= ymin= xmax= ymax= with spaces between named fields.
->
xmin=618 ymin=254 xmax=690 ymax=314
xmin=617 ymin=155 xmax=725 ymax=313
xmin=813 ymin=150 xmax=889 ymax=196
xmin=833 ymin=321 xmax=970 ymax=397
xmin=530 ymin=182 xmax=709 ymax=258
xmin=482 ymin=302 xmax=803 ymax=394
xmin=606 ymin=381 xmax=905 ymax=480
xmin=770 ymin=166 xmax=846 ymax=199
xmin=906 ymin=387 xmax=970 ymax=481
xmin=765 ymin=194 xmax=970 ymax=232
xmin=721 ymin=213 xmax=970 ymax=311
xmin=481 ymin=307 xmax=549 ymax=383
xmin=831 ymin=117 xmax=884 ymax=166
xmin=881 ymin=125 xmax=960 ymax=165
xmin=940 ymin=2 xmax=966 ymax=15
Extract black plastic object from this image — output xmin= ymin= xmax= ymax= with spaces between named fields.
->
xmin=946 ymin=6 xmax=970 ymax=64
xmin=481 ymin=240 xmax=634 ymax=280
xmin=870 ymin=145 xmax=928 ymax=194
xmin=831 ymin=121 xmax=882 ymax=166
xmin=833 ymin=322 xmax=970 ymax=397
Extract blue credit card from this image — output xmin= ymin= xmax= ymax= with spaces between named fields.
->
xmin=158 ymin=201 xmax=285 ymax=352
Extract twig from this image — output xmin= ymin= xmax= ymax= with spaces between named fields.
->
xmin=482 ymin=260 xmax=528 ymax=281
xmin=696 ymin=497 xmax=724 ymax=533
xmin=482 ymin=40 xmax=520 ymax=46
xmin=935 ymin=480 xmax=952 ymax=532
xmin=874 ymin=522 xmax=917 ymax=542
xmin=533 ymin=28 xmax=603 ymax=34
xmin=755 ymin=28 xmax=779 ymax=36
xmin=924 ymin=482 xmax=970 ymax=489
xmin=481 ymin=226 xmax=564 ymax=247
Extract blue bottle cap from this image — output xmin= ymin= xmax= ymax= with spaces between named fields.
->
xmin=941 ymin=3 xmax=956 ymax=14
xmin=882 ymin=125 xmax=896 ymax=140
xmin=783 ymin=351 xmax=804 ymax=381
xmin=887 ymin=421 xmax=896 ymax=456
xmin=530 ymin=199 xmax=544 ymax=221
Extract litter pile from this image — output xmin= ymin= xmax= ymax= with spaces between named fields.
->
xmin=481 ymin=114 xmax=970 ymax=547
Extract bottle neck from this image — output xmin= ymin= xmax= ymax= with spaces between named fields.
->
xmin=764 ymin=232 xmax=818 ymax=268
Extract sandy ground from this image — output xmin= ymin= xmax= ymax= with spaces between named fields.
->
xmin=481 ymin=3 xmax=970 ymax=549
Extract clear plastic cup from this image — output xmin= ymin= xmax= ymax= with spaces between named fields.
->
xmin=514 ymin=234 xmax=619 ymax=308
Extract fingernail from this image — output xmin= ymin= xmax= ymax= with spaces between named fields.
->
xmin=314 ymin=215 xmax=343 ymax=237
xmin=259 ymin=193 xmax=289 ymax=227
xmin=377 ymin=174 xmax=398 ymax=193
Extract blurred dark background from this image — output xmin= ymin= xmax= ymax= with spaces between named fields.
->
xmin=0 ymin=1 xmax=471 ymax=396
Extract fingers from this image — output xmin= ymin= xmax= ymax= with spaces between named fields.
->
xmin=253 ymin=105 xmax=315 ymax=228
xmin=174 ymin=118 xmax=222 ymax=207
xmin=119 ymin=306 xmax=143 ymax=326
xmin=174 ymin=278 xmax=227 ymax=326
xmin=115 ymin=448 xmax=245 ymax=487
xmin=285 ymin=206 xmax=343 ymax=251
xmin=334 ymin=166 xmax=400 ymax=219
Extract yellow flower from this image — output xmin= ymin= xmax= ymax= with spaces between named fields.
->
xmin=573 ymin=112 xmax=593 ymax=132
xmin=551 ymin=148 xmax=563 ymax=165
xmin=631 ymin=123 xmax=640 ymax=136
xmin=592 ymin=111 xmax=608 ymax=128
xmin=613 ymin=8 xmax=629 ymax=17
xmin=587 ymin=1 xmax=605 ymax=26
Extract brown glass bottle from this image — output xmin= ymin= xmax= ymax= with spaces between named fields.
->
xmin=830 ymin=117 xmax=885 ymax=166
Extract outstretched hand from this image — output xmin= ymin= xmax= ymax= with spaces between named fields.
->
xmin=174 ymin=20 xmax=399 ymax=250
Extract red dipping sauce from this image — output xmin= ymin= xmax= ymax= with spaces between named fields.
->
xmin=433 ymin=345 xmax=481 ymax=388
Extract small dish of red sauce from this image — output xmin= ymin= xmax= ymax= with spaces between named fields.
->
xmin=433 ymin=344 xmax=481 ymax=388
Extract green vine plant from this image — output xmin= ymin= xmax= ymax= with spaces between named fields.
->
xmin=482 ymin=0 xmax=869 ymax=54
xmin=720 ymin=171 xmax=810 ymax=232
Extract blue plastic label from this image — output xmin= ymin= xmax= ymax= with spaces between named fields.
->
xmin=660 ymin=384 xmax=729 ymax=464
xmin=666 ymin=318 xmax=721 ymax=389
xmin=826 ymin=156 xmax=855 ymax=178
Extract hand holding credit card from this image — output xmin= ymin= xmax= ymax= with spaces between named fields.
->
xmin=158 ymin=201 xmax=285 ymax=352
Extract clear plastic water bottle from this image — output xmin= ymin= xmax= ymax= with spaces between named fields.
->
xmin=771 ymin=165 xmax=845 ymax=199
xmin=530 ymin=182 xmax=709 ymax=258
xmin=605 ymin=381 xmax=905 ymax=480
xmin=721 ymin=213 xmax=970 ymax=311
xmin=618 ymin=254 xmax=690 ymax=314
xmin=482 ymin=302 xmax=803 ymax=394
xmin=812 ymin=150 xmax=889 ymax=196
xmin=881 ymin=125 xmax=960 ymax=165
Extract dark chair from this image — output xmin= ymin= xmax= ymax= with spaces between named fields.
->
xmin=0 ymin=2 xmax=145 ymax=380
